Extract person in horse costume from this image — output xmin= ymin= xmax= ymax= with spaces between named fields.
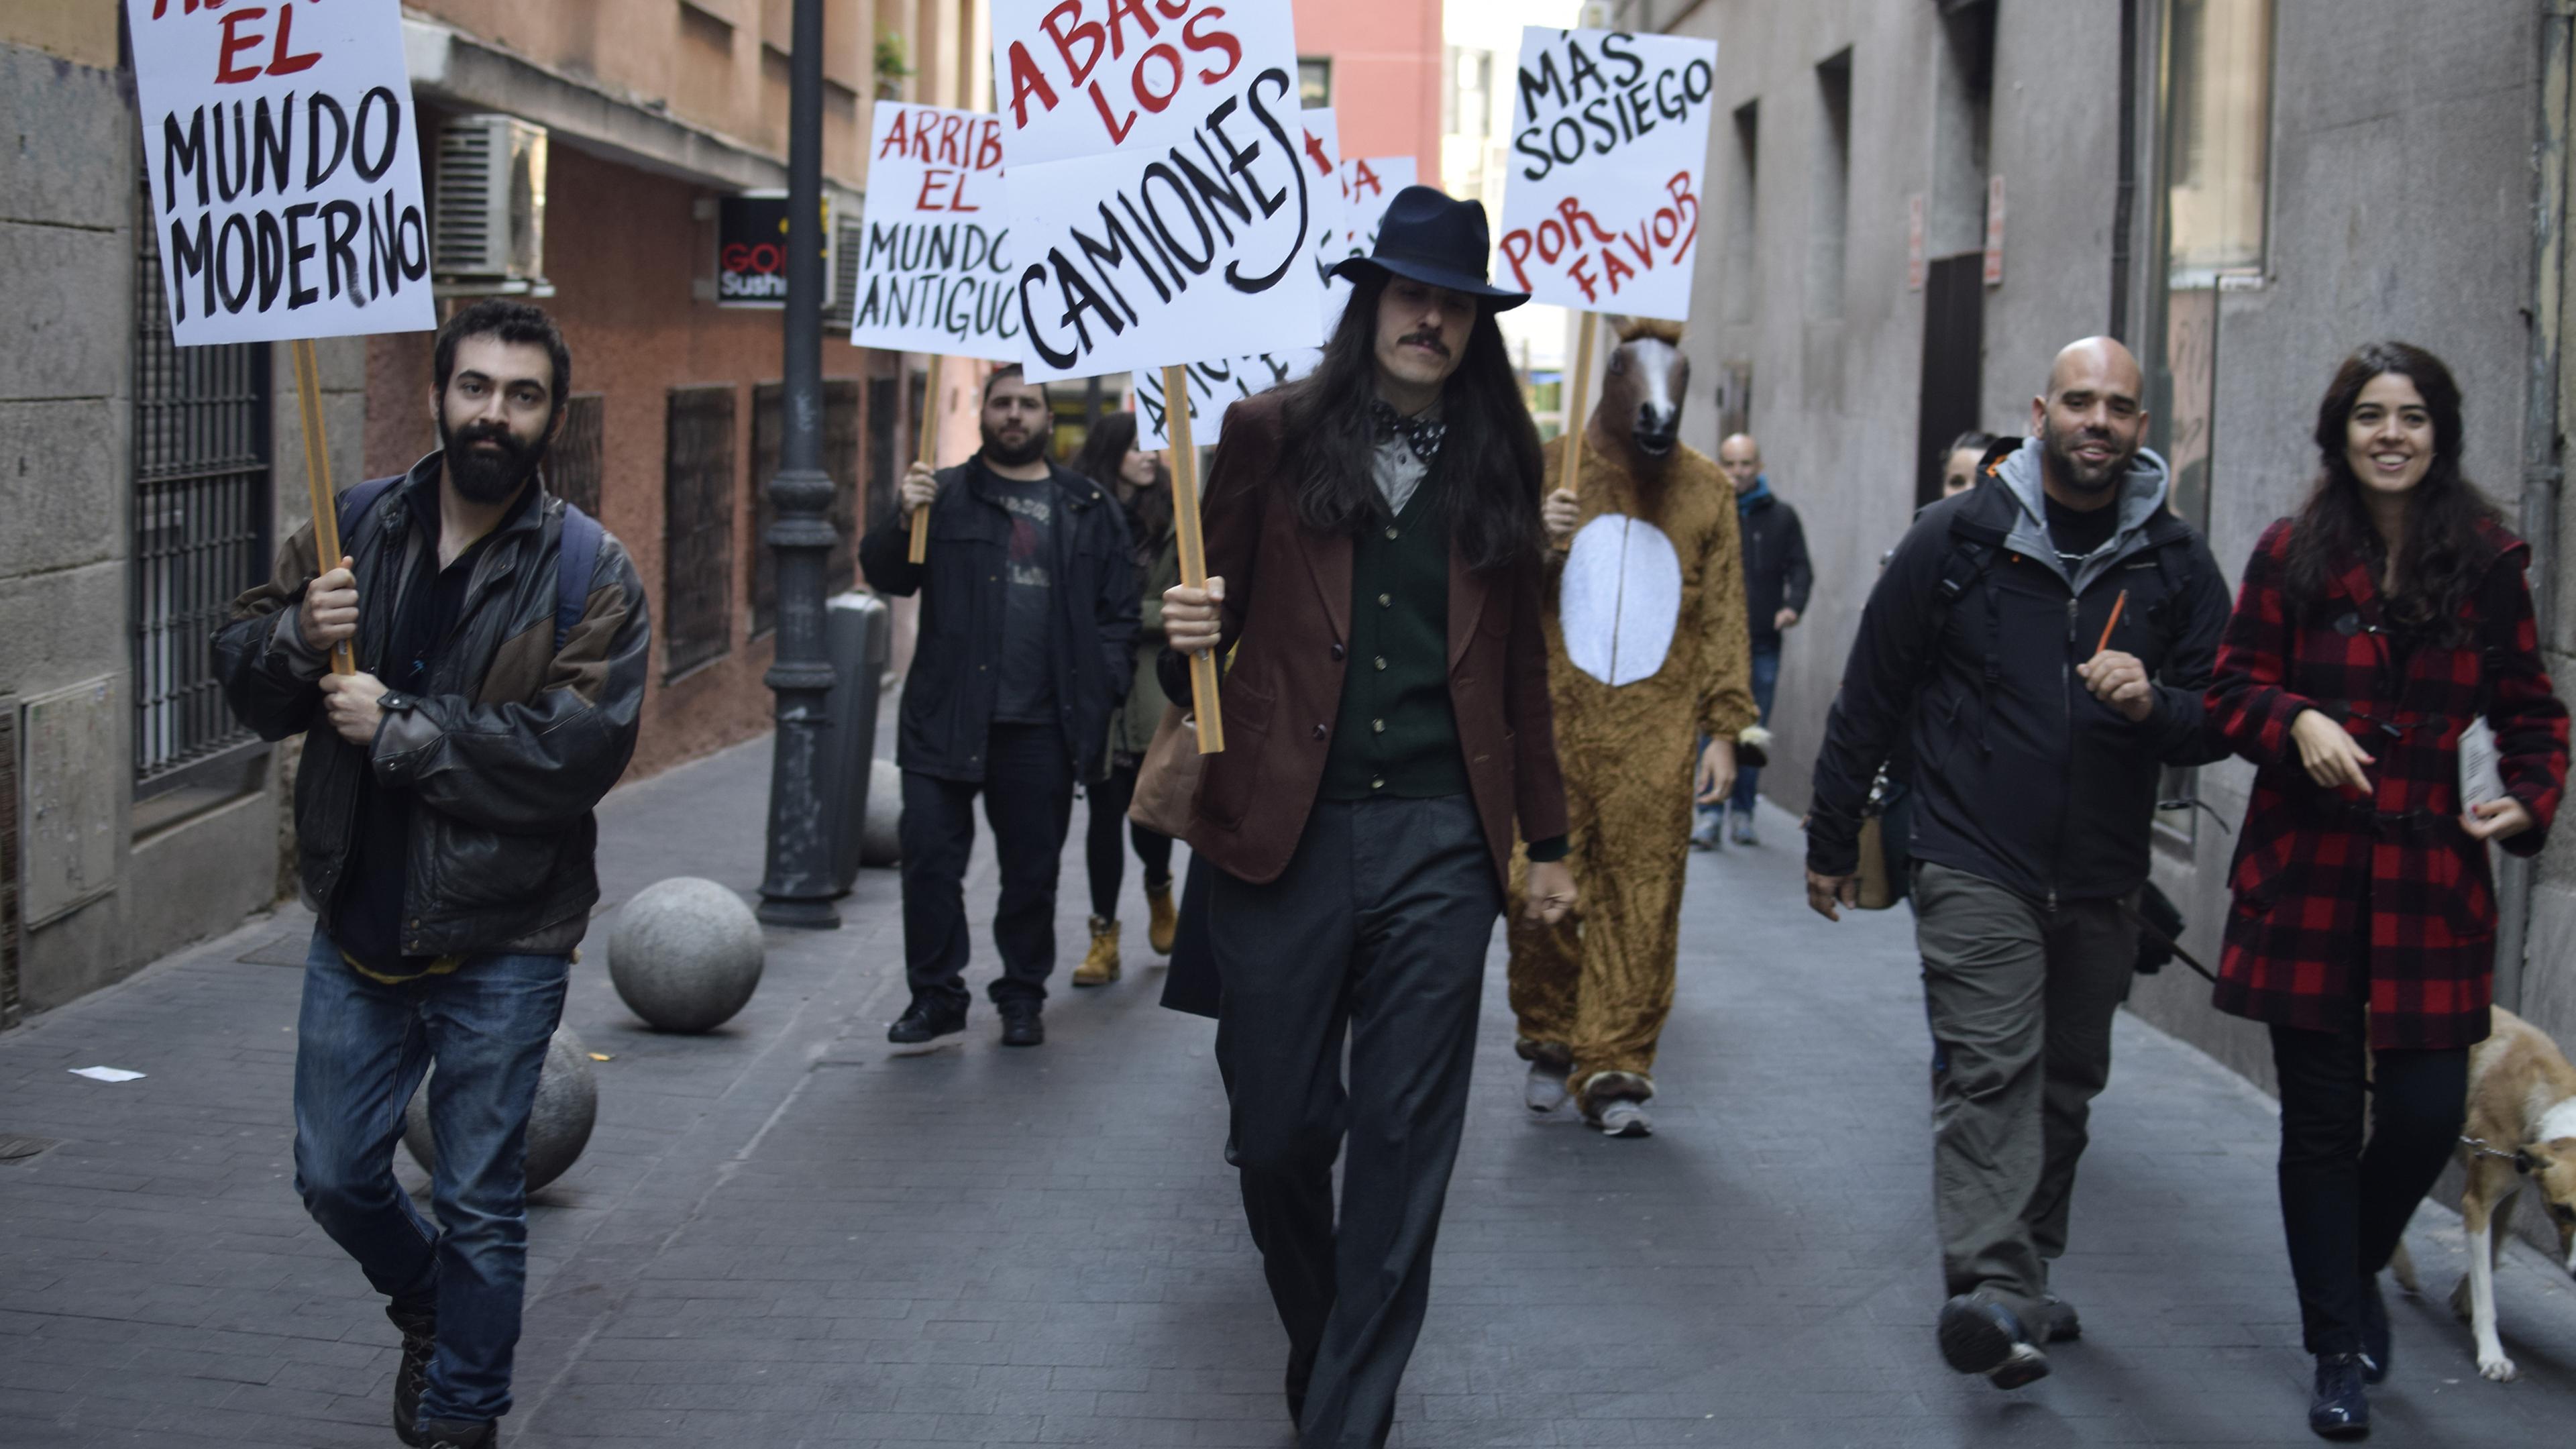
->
xmin=1507 ymin=316 xmax=1763 ymax=1137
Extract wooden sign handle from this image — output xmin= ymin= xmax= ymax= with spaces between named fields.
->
xmin=290 ymin=338 xmax=355 ymax=676
xmin=1161 ymin=364 xmax=1224 ymax=753
xmin=907 ymin=354 xmax=943 ymax=564
xmin=1554 ymin=314 xmax=1598 ymax=547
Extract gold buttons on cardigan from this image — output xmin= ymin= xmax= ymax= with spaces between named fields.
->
xmin=1377 ymin=593 xmax=1391 ymax=607
xmin=1372 ymin=718 xmax=1385 ymax=733
xmin=1374 ymin=656 xmax=1387 ymax=671
xmin=1371 ymin=776 xmax=1385 ymax=790
xmin=1385 ymin=527 xmax=1399 ymax=540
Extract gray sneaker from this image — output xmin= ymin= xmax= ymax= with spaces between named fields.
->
xmin=1524 ymin=1059 xmax=1570 ymax=1114
xmin=1728 ymin=808 xmax=1759 ymax=847
xmin=1591 ymin=1099 xmax=1652 ymax=1137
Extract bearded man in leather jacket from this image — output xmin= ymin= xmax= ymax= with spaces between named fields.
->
xmin=213 ymin=301 xmax=649 ymax=1449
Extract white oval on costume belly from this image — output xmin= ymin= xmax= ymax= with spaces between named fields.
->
xmin=1559 ymin=513 xmax=1682 ymax=686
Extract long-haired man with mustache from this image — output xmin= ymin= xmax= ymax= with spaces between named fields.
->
xmin=213 ymin=301 xmax=651 ymax=1449
xmin=859 ymin=365 xmax=1138 ymax=1049
xmin=1161 ymin=186 xmax=1577 ymax=1448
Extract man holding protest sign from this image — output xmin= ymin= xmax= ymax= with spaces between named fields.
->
xmin=857 ymin=366 xmax=1138 ymax=1049
xmin=1161 ymin=186 xmax=1577 ymax=1448
xmin=1491 ymin=25 xmax=1735 ymax=1141
xmin=213 ymin=302 xmax=651 ymax=1449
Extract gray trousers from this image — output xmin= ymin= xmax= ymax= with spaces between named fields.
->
xmin=1913 ymin=862 xmax=2135 ymax=1324
xmin=1212 ymin=795 xmax=1501 ymax=1449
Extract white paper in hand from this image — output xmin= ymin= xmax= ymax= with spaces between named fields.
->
xmin=2459 ymin=718 xmax=2507 ymax=812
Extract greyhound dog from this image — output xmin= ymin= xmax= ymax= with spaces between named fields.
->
xmin=2388 ymin=1006 xmax=2576 ymax=1381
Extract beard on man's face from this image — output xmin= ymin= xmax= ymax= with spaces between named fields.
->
xmin=438 ymin=409 xmax=549 ymax=504
xmin=981 ymin=415 xmax=1051 ymax=468
xmin=2041 ymin=417 xmax=2134 ymax=494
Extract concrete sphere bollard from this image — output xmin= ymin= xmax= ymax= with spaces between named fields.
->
xmin=607 ymin=877 xmax=765 ymax=1032
xmin=859 ymin=759 xmax=903 ymax=867
xmin=402 ymin=1026 xmax=598 ymax=1193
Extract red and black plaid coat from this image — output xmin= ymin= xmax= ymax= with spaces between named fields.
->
xmin=2206 ymin=516 xmax=2568 ymax=1049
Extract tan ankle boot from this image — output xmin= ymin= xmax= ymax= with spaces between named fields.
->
xmin=1145 ymin=879 xmax=1178 ymax=955
xmin=1073 ymin=916 xmax=1120 ymax=985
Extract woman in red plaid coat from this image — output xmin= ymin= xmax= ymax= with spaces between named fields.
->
xmin=2208 ymin=342 xmax=2568 ymax=1438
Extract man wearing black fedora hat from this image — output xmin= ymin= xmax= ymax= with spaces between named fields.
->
xmin=1161 ymin=186 xmax=1578 ymax=1448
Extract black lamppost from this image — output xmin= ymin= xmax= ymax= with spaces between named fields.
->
xmin=755 ymin=0 xmax=840 ymax=928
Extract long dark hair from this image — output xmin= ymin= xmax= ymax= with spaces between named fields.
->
xmin=1071 ymin=409 xmax=1172 ymax=549
xmin=1273 ymin=268 xmax=1545 ymax=573
xmin=2284 ymin=341 xmax=2500 ymax=642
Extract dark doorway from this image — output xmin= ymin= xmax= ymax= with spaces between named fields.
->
xmin=1915 ymin=254 xmax=1984 ymax=510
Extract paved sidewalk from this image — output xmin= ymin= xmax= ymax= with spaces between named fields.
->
xmin=7 ymin=740 xmax=2576 ymax=1447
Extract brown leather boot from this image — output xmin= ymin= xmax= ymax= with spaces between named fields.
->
xmin=1145 ymin=877 xmax=1178 ymax=955
xmin=1073 ymin=916 xmax=1120 ymax=986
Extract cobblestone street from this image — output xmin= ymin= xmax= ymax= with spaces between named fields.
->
xmin=9 ymin=736 xmax=2576 ymax=1446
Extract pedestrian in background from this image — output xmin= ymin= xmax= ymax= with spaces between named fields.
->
xmin=1700 ymin=431 xmax=1810 ymax=847
xmin=1067 ymin=410 xmax=1182 ymax=986
xmin=2204 ymin=342 xmax=2566 ymax=1439
xmin=1940 ymin=429 xmax=2003 ymax=499
xmin=1159 ymin=186 xmax=1576 ymax=1448
xmin=212 ymin=302 xmax=651 ymax=1449
xmin=1805 ymin=338 xmax=2233 ymax=1391
xmin=858 ymin=366 xmax=1138 ymax=1048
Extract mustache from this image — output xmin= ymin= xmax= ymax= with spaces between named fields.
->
xmin=1398 ymin=331 xmax=1452 ymax=357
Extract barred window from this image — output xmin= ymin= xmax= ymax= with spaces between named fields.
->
xmin=131 ymin=185 xmax=272 ymax=794
xmin=551 ymin=394 xmax=605 ymax=518
xmin=867 ymin=374 xmax=900 ymax=531
xmin=749 ymin=380 xmax=863 ymax=637
xmin=663 ymin=385 xmax=738 ymax=678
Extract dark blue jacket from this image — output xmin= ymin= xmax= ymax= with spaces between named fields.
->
xmin=859 ymin=457 xmax=1137 ymax=782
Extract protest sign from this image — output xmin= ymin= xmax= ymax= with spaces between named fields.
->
xmin=1131 ymin=109 xmax=1346 ymax=451
xmin=1134 ymin=349 xmax=1315 ymax=452
xmin=991 ymin=0 xmax=1333 ymax=385
xmin=1312 ymin=153 xmax=1416 ymax=329
xmin=1130 ymin=141 xmax=1422 ymax=451
xmin=127 ymin=0 xmax=437 ymax=345
xmin=850 ymin=104 xmax=1022 ymax=361
xmin=1495 ymin=28 xmax=1715 ymax=322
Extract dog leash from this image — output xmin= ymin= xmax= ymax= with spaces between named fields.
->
xmin=2116 ymin=898 xmax=2221 ymax=985
xmin=2460 ymin=1135 xmax=2533 ymax=1171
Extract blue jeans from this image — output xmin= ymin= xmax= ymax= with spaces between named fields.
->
xmin=292 ymin=925 xmax=568 ymax=1426
xmin=1702 ymin=644 xmax=1782 ymax=828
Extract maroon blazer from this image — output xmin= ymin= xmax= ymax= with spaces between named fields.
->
xmin=1182 ymin=392 xmax=1569 ymax=886
xmin=2206 ymin=516 xmax=2568 ymax=1049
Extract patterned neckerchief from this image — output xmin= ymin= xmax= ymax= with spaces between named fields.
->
xmin=1369 ymin=399 xmax=1447 ymax=464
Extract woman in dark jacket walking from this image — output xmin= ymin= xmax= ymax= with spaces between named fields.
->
xmin=1067 ymin=410 xmax=1182 ymax=986
xmin=2207 ymin=342 xmax=2567 ymax=1439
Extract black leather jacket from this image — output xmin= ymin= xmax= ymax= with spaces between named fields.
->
xmin=212 ymin=455 xmax=652 ymax=957
xmin=859 ymin=458 xmax=1137 ymax=782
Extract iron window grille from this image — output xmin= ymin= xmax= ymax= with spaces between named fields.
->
xmin=663 ymin=385 xmax=739 ymax=678
xmin=551 ymin=393 xmax=605 ymax=519
xmin=749 ymin=380 xmax=863 ymax=637
xmin=131 ymin=188 xmax=272 ymax=795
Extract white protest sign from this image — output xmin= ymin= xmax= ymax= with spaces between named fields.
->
xmin=1133 ymin=142 xmax=1429 ymax=449
xmin=1313 ymin=154 xmax=1417 ymax=332
xmin=996 ymin=0 xmax=1303 ymax=166
xmin=1495 ymin=28 xmax=1715 ymax=320
xmin=1135 ymin=351 xmax=1317 ymax=451
xmin=992 ymin=0 xmax=1334 ymax=382
xmin=849 ymin=103 xmax=1020 ymax=361
xmin=127 ymin=0 xmax=436 ymax=345
xmin=1133 ymin=109 xmax=1345 ymax=451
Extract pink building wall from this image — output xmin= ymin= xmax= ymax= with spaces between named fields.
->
xmin=1295 ymin=0 xmax=1445 ymax=185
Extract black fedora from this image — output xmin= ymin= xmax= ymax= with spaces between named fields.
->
xmin=1328 ymin=185 xmax=1529 ymax=311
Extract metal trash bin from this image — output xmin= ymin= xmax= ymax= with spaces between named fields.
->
xmin=821 ymin=591 xmax=893 ymax=895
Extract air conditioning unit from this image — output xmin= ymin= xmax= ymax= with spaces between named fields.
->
xmin=434 ymin=115 xmax=550 ymax=293
xmin=822 ymin=213 xmax=867 ymax=332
